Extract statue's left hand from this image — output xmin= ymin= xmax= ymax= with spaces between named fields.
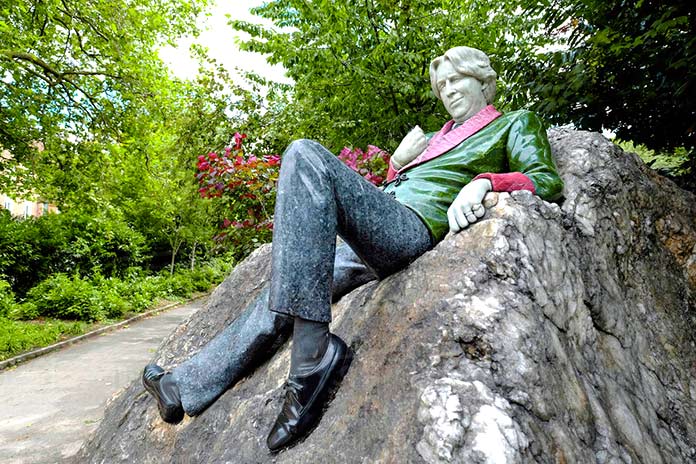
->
xmin=447 ymin=179 xmax=492 ymax=233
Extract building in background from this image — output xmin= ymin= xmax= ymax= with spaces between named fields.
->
xmin=0 ymin=194 xmax=58 ymax=218
xmin=1 ymin=146 xmax=58 ymax=219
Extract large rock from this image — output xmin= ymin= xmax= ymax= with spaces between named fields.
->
xmin=75 ymin=129 xmax=696 ymax=463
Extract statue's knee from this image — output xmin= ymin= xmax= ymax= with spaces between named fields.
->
xmin=283 ymin=139 xmax=329 ymax=167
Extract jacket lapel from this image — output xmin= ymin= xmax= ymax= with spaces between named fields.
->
xmin=398 ymin=105 xmax=502 ymax=173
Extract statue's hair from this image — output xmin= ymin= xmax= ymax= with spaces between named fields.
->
xmin=430 ymin=46 xmax=497 ymax=104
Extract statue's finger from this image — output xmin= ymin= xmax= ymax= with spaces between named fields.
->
xmin=473 ymin=203 xmax=485 ymax=218
xmin=447 ymin=208 xmax=459 ymax=233
xmin=454 ymin=205 xmax=469 ymax=230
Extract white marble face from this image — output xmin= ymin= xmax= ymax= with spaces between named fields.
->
xmin=435 ymin=59 xmax=488 ymax=123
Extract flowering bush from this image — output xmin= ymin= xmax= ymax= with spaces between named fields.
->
xmin=338 ymin=145 xmax=390 ymax=186
xmin=196 ymin=132 xmax=280 ymax=258
xmin=196 ymin=138 xmax=390 ymax=259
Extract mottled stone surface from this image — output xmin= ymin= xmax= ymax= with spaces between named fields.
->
xmin=75 ymin=129 xmax=696 ymax=463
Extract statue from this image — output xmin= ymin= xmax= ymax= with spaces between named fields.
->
xmin=141 ymin=46 xmax=563 ymax=452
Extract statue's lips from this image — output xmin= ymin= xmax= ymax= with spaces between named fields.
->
xmin=448 ymin=97 xmax=467 ymax=107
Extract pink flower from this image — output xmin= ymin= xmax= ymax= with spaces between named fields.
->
xmin=367 ymin=145 xmax=381 ymax=156
xmin=233 ymin=132 xmax=247 ymax=150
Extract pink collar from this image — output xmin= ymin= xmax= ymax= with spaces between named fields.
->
xmin=397 ymin=105 xmax=502 ymax=173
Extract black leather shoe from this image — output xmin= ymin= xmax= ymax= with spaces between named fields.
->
xmin=266 ymin=333 xmax=353 ymax=452
xmin=142 ymin=364 xmax=185 ymax=424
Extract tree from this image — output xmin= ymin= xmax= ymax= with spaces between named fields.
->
xmin=102 ymin=64 xmax=241 ymax=272
xmin=234 ymin=1 xmax=693 ymax=188
xmin=0 ymin=0 xmax=208 ymax=181
xmin=230 ymin=0 xmax=543 ymax=153
xmin=510 ymin=0 xmax=694 ymax=166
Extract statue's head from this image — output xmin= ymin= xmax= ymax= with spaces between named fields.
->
xmin=429 ymin=46 xmax=497 ymax=122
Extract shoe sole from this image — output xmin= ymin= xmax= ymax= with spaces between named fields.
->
xmin=269 ymin=339 xmax=354 ymax=453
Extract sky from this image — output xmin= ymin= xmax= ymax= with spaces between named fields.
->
xmin=158 ymin=0 xmax=290 ymax=84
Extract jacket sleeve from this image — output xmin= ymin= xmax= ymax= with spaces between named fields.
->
xmin=475 ymin=111 xmax=564 ymax=201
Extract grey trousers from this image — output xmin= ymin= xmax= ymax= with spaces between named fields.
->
xmin=269 ymin=139 xmax=433 ymax=322
xmin=171 ymin=139 xmax=433 ymax=416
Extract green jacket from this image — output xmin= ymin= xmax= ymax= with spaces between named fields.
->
xmin=383 ymin=110 xmax=564 ymax=242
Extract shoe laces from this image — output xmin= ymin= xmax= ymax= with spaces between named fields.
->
xmin=284 ymin=377 xmax=304 ymax=395
xmin=281 ymin=376 xmax=305 ymax=414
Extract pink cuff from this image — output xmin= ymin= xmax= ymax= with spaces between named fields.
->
xmin=386 ymin=158 xmax=399 ymax=183
xmin=473 ymin=172 xmax=536 ymax=194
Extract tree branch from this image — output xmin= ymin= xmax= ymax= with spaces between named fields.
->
xmin=58 ymin=0 xmax=110 ymax=42
xmin=0 ymin=50 xmax=61 ymax=78
xmin=0 ymin=50 xmax=121 ymax=81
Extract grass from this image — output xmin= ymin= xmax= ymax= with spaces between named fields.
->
xmin=0 ymin=317 xmax=90 ymax=362
xmin=0 ymin=295 xmax=203 ymax=363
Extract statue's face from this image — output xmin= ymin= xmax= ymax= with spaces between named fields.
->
xmin=435 ymin=59 xmax=488 ymax=123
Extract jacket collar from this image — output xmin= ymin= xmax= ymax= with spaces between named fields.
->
xmin=397 ymin=105 xmax=502 ymax=173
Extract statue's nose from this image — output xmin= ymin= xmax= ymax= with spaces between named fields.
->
xmin=444 ymin=81 xmax=457 ymax=98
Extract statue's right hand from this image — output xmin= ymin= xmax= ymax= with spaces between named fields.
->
xmin=391 ymin=126 xmax=427 ymax=169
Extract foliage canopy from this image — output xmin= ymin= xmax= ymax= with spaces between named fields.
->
xmin=234 ymin=0 xmax=694 ymax=183
xmin=231 ymin=0 xmax=541 ymax=153
xmin=0 ymin=0 xmax=207 ymax=172
xmin=516 ymin=0 xmax=694 ymax=154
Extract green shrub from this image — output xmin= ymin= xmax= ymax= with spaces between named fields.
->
xmin=10 ymin=301 xmax=40 ymax=320
xmin=0 ymin=259 xmax=234 ymax=359
xmin=0 ymin=209 xmax=148 ymax=297
xmin=15 ymin=258 xmax=232 ymax=323
xmin=189 ymin=267 xmax=218 ymax=292
xmin=0 ymin=280 xmax=17 ymax=318
xmin=157 ymin=271 xmax=195 ymax=299
xmin=91 ymin=276 xmax=131 ymax=319
xmin=617 ymin=140 xmax=694 ymax=191
xmin=26 ymin=274 xmax=104 ymax=321
xmin=123 ymin=277 xmax=162 ymax=311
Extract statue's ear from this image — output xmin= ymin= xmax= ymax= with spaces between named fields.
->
xmin=480 ymin=82 xmax=488 ymax=93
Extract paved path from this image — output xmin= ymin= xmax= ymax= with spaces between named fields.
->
xmin=0 ymin=299 xmax=204 ymax=464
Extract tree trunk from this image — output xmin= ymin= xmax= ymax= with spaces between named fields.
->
xmin=170 ymin=240 xmax=182 ymax=276
xmin=190 ymin=241 xmax=198 ymax=271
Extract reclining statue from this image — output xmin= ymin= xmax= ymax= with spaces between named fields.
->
xmin=142 ymin=45 xmax=564 ymax=452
